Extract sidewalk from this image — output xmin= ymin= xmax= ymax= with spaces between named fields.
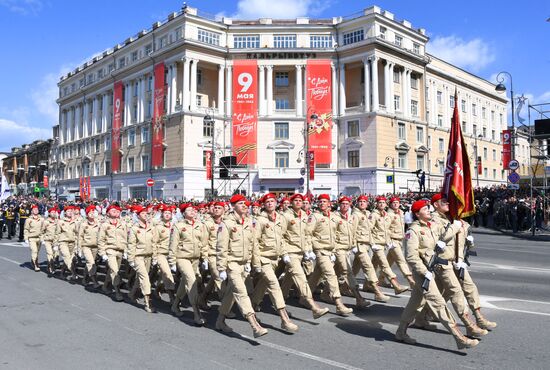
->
xmin=473 ymin=226 xmax=550 ymax=242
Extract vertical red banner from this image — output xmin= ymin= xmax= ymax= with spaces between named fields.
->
xmin=43 ymin=175 xmax=48 ymax=188
xmin=205 ymin=150 xmax=212 ymax=180
xmin=111 ymin=81 xmax=123 ymax=173
xmin=306 ymin=60 xmax=332 ymax=164
xmin=152 ymin=62 xmax=166 ymax=168
xmin=502 ymin=130 xmax=511 ymax=169
xmin=308 ymin=151 xmax=315 ymax=180
xmin=87 ymin=177 xmax=91 ymax=201
xmin=477 ymin=156 xmax=482 ymax=175
xmin=232 ymin=60 xmax=258 ymax=165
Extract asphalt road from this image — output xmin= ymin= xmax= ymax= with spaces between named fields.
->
xmin=1 ymin=228 xmax=549 ymax=370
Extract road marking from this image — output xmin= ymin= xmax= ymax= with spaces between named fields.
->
xmin=490 ymin=307 xmax=550 ymax=317
xmin=94 ymin=313 xmax=112 ymax=322
xmin=241 ymin=335 xmax=363 ymax=370
xmin=70 ymin=303 xmax=85 ymax=311
xmin=209 ymin=360 xmax=236 ymax=370
xmin=0 ymin=243 xmax=27 ymax=248
xmin=122 ymin=325 xmax=145 ymax=335
xmin=474 ymin=261 xmax=550 ymax=274
xmin=477 ymin=247 xmax=546 ymax=255
xmin=0 ymin=255 xmax=21 ymax=265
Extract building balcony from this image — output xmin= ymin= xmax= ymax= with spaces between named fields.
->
xmin=258 ymin=167 xmax=302 ymax=179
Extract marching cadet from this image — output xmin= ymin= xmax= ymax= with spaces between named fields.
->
xmin=370 ymin=196 xmax=409 ymax=295
xmin=78 ymin=205 xmax=101 ymax=289
xmin=351 ymin=195 xmax=390 ymax=302
xmin=23 ymin=204 xmax=43 ymax=272
xmin=6 ymin=204 xmax=16 ymax=239
xmin=385 ymin=197 xmax=415 ymax=289
xmin=151 ymin=204 xmax=176 ymax=303
xmin=215 ymin=194 xmax=267 ymax=337
xmin=332 ymin=196 xmax=370 ymax=309
xmin=42 ymin=207 xmax=59 ymax=275
xmin=18 ymin=201 xmax=31 ymax=242
xmin=98 ymin=204 xmax=128 ymax=302
xmin=169 ymin=203 xmax=208 ymax=326
xmin=395 ymin=200 xmax=479 ymax=349
xmin=56 ymin=206 xmax=79 ymax=281
xmin=250 ymin=201 xmax=261 ymax=217
xmin=308 ymin=194 xmax=354 ymax=316
xmin=127 ymin=205 xmax=156 ymax=313
xmin=280 ymin=193 xmax=329 ymax=318
xmin=250 ymin=193 xmax=299 ymax=333
xmin=431 ymin=194 xmax=496 ymax=333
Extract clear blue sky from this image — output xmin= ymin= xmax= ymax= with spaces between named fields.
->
xmin=0 ymin=0 xmax=548 ymax=152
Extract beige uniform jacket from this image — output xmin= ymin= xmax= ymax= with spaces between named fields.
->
xmin=308 ymin=210 xmax=339 ymax=255
xmin=78 ymin=220 xmax=100 ymax=248
xmin=253 ymin=211 xmax=288 ymax=268
xmin=203 ymin=218 xmax=222 ymax=258
xmin=98 ymin=219 xmax=129 ymax=255
xmin=334 ymin=212 xmax=357 ymax=251
xmin=56 ymin=218 xmax=79 ymax=243
xmin=168 ymin=218 xmax=207 ymax=265
xmin=282 ymin=208 xmax=312 ymax=254
xmin=370 ymin=209 xmax=392 ymax=246
xmin=41 ymin=218 xmax=58 ymax=242
xmin=152 ymin=221 xmax=173 ymax=256
xmin=24 ymin=215 xmax=43 ymax=240
xmin=388 ymin=209 xmax=405 ymax=241
xmin=128 ymin=222 xmax=154 ymax=262
xmin=216 ymin=212 xmax=259 ymax=271
xmin=431 ymin=212 xmax=469 ymax=262
xmin=352 ymin=208 xmax=373 ymax=247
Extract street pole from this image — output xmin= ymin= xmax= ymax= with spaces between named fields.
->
xmin=392 ymin=158 xmax=396 ymax=194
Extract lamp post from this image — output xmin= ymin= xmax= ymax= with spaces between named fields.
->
xmin=384 ymin=156 xmax=396 ymax=194
xmin=473 ymin=134 xmax=483 ymax=187
xmin=298 ymin=112 xmax=318 ymax=195
xmin=495 ymin=72 xmax=515 ymax=161
xmin=203 ymin=114 xmax=215 ymax=199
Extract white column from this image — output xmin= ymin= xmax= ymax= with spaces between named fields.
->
xmin=404 ymin=69 xmax=411 ymax=118
xmin=467 ymin=94 xmax=473 ymax=132
xmin=182 ymin=57 xmax=191 ymax=111
xmin=140 ymin=78 xmax=146 ymax=122
xmin=190 ymin=59 xmax=198 ymax=111
xmin=363 ymin=59 xmax=370 ymax=112
xmin=371 ymin=57 xmax=379 ymax=111
xmin=266 ymin=65 xmax=273 ymax=115
xmin=125 ymin=83 xmax=130 ymax=125
xmin=170 ymin=64 xmax=177 ymax=114
xmin=431 ymin=81 xmax=437 ymax=125
xmin=226 ymin=65 xmax=232 ymax=116
xmin=101 ymin=94 xmax=107 ymax=132
xmin=331 ymin=63 xmax=337 ymax=117
xmin=166 ymin=67 xmax=172 ymax=114
xmin=83 ymin=100 xmax=89 ymax=138
xmin=217 ymin=64 xmax=225 ymax=115
xmin=92 ymin=97 xmax=98 ymax=134
xmin=295 ymin=64 xmax=303 ymax=116
xmin=258 ymin=65 xmax=265 ymax=116
xmin=383 ymin=61 xmax=391 ymax=112
xmin=338 ymin=63 xmax=346 ymax=116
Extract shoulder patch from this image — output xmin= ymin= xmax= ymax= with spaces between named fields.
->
xmin=405 ymin=231 xmax=412 ymax=239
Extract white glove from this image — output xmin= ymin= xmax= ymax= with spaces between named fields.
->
xmin=219 ymin=270 xmax=227 ymax=281
xmin=466 ymin=235 xmax=474 ymax=243
xmin=244 ymin=263 xmax=251 ymax=273
xmin=170 ymin=265 xmax=177 ymax=273
xmin=351 ymin=246 xmax=358 ymax=254
xmin=201 ymin=260 xmax=209 ymax=271
xmin=40 ymin=241 xmax=46 ymax=249
xmin=371 ymin=244 xmax=382 ymax=251
xmin=255 ymin=267 xmax=262 ymax=274
xmin=436 ymin=241 xmax=446 ymax=252
xmin=77 ymin=250 xmax=83 ymax=259
xmin=424 ymin=271 xmax=433 ymax=281
xmin=330 ymin=254 xmax=336 ymax=263
xmin=152 ymin=258 xmax=158 ymax=266
xmin=308 ymin=251 xmax=317 ymax=261
xmin=122 ymin=252 xmax=128 ymax=260
xmin=452 ymin=220 xmax=462 ymax=228
xmin=23 ymin=240 xmax=29 ymax=247
xmin=53 ymin=245 xmax=59 ymax=252
xmin=454 ymin=261 xmax=468 ymax=271
xmin=129 ymin=261 xmax=136 ymax=269
xmin=387 ymin=242 xmax=395 ymax=250
xmin=303 ymin=252 xmax=311 ymax=261
xmin=282 ymin=255 xmax=291 ymax=264
xmin=101 ymin=254 xmax=108 ymax=262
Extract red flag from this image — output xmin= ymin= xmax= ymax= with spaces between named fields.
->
xmin=442 ymin=89 xmax=476 ymax=219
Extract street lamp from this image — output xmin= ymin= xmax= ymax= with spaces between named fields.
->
xmin=203 ymin=114 xmax=215 ymax=199
xmin=298 ymin=112 xmax=318 ymax=195
xmin=495 ymin=71 xmax=515 ymax=161
xmin=384 ymin=156 xmax=396 ymax=194
xmin=473 ymin=134 xmax=483 ymax=187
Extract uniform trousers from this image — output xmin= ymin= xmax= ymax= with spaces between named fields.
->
xmin=174 ymin=258 xmax=200 ymax=305
xmin=251 ymin=257 xmax=286 ymax=309
xmin=81 ymin=247 xmax=98 ymax=276
xmin=219 ymin=261 xmax=254 ymax=317
xmin=308 ymin=252 xmax=342 ymax=299
xmin=28 ymin=237 xmax=41 ymax=262
xmin=59 ymin=242 xmax=75 ymax=271
xmin=351 ymin=244 xmax=378 ymax=283
xmin=156 ymin=254 xmax=175 ymax=291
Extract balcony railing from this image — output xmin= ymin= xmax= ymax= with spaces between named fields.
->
xmin=258 ymin=167 xmax=302 ymax=179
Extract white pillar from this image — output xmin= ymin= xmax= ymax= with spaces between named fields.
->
xmin=363 ymin=59 xmax=370 ymax=112
xmin=140 ymin=78 xmax=146 ymax=122
xmin=383 ymin=61 xmax=391 ymax=112
xmin=92 ymin=97 xmax=98 ymax=134
xmin=101 ymin=94 xmax=108 ymax=132
xmin=295 ymin=64 xmax=303 ymax=116
xmin=217 ymin=64 xmax=225 ymax=115
xmin=331 ymin=63 xmax=337 ymax=117
xmin=170 ymin=65 xmax=176 ymax=113
xmin=166 ymin=67 xmax=172 ymax=114
xmin=431 ymin=81 xmax=437 ymax=125
xmin=258 ymin=65 xmax=265 ymax=116
xmin=182 ymin=57 xmax=191 ymax=111
xmin=404 ymin=69 xmax=411 ymax=118
xmin=338 ymin=63 xmax=346 ymax=116
xmin=226 ymin=65 xmax=232 ymax=116
xmin=190 ymin=59 xmax=198 ymax=111
xmin=266 ymin=65 xmax=273 ymax=115
xmin=371 ymin=57 xmax=379 ymax=111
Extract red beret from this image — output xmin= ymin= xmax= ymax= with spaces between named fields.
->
xmin=431 ymin=193 xmax=444 ymax=204
xmin=85 ymin=205 xmax=96 ymax=215
xmin=156 ymin=203 xmax=167 ymax=212
xmin=31 ymin=204 xmax=39 ymax=209
xmin=245 ymin=201 xmax=251 ymax=207
xmin=180 ymin=203 xmax=198 ymax=212
xmin=390 ymin=197 xmax=400 ymax=203
xmin=375 ymin=196 xmax=387 ymax=202
xmin=338 ymin=196 xmax=351 ymax=203
xmin=281 ymin=197 xmax=290 ymax=203
xmin=357 ymin=195 xmax=369 ymax=202
xmin=290 ymin=193 xmax=304 ymax=202
xmin=106 ymin=204 xmax=122 ymax=212
xmin=252 ymin=201 xmax=261 ymax=207
xmin=48 ymin=207 xmax=59 ymax=214
xmin=411 ymin=200 xmax=429 ymax=213
xmin=230 ymin=194 xmax=246 ymax=204
xmin=198 ymin=203 xmax=206 ymax=209
xmin=132 ymin=205 xmax=146 ymax=214
xmin=262 ymin=193 xmax=277 ymax=203
xmin=317 ymin=194 xmax=331 ymax=201
xmin=213 ymin=201 xmax=225 ymax=208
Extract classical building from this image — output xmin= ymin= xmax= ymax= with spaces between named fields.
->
xmin=52 ymin=5 xmax=510 ymax=200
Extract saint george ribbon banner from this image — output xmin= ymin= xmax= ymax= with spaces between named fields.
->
xmin=502 ymin=130 xmax=512 ymax=170
xmin=152 ymin=62 xmax=166 ymax=168
xmin=232 ymin=60 xmax=258 ymax=165
xmin=306 ymin=60 xmax=332 ymax=164
xmin=111 ymin=81 xmax=123 ymax=173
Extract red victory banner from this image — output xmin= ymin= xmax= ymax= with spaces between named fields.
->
xmin=232 ymin=60 xmax=258 ymax=165
xmin=111 ymin=81 xmax=124 ymax=173
xmin=152 ymin=62 xmax=166 ymax=168
xmin=43 ymin=174 xmax=49 ymax=188
xmin=502 ymin=129 xmax=512 ymax=169
xmin=306 ymin=60 xmax=333 ymax=164
xmin=308 ymin=151 xmax=315 ymax=180
xmin=442 ymin=89 xmax=476 ymax=219
xmin=205 ymin=150 xmax=213 ymax=180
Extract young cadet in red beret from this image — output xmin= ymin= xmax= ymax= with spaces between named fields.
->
xmin=41 ymin=207 xmax=60 ymax=275
xmin=55 ymin=206 xmax=79 ymax=281
xmin=23 ymin=204 xmax=43 ymax=272
xmin=77 ymin=205 xmax=101 ymax=289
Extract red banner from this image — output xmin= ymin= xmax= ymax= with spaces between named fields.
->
xmin=502 ymin=130 xmax=511 ymax=169
xmin=232 ymin=60 xmax=258 ymax=165
xmin=111 ymin=81 xmax=123 ymax=173
xmin=306 ymin=60 xmax=332 ymax=164
xmin=43 ymin=175 xmax=48 ymax=188
xmin=477 ymin=156 xmax=482 ymax=175
xmin=308 ymin=151 xmax=315 ymax=180
xmin=152 ymin=62 xmax=166 ymax=168
xmin=206 ymin=150 xmax=213 ymax=180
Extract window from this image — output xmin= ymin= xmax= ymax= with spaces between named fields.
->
xmin=473 ymin=124 xmax=477 ymax=135
xmin=159 ymin=36 xmax=168 ymax=48
xmin=394 ymin=35 xmax=403 ymax=47
xmin=197 ymin=95 xmax=202 ymax=107
xmin=450 ymin=95 xmax=455 ymax=108
xmin=483 ymin=127 xmax=487 ymax=138
xmin=438 ymin=138 xmax=444 ymax=153
xmin=416 ymin=155 xmax=424 ymax=170
xmin=393 ymin=69 xmax=400 ymax=83
xmin=104 ymin=160 xmax=111 ymax=175
xmin=77 ymin=144 xmax=82 ymax=156
xmin=493 ymin=169 xmax=497 ymax=179
xmin=310 ymin=35 xmax=332 ymax=48
xmin=275 ymin=152 xmax=289 ymax=168
xmin=347 ymin=150 xmax=359 ymax=168
xmin=462 ymin=121 xmax=467 ymax=133
xmin=483 ymin=147 xmax=488 ymax=160
xmin=394 ymin=95 xmax=401 ymax=111
xmin=413 ymin=43 xmax=420 ymax=54
xmin=411 ymin=75 xmax=418 ymax=89
xmin=273 ymin=34 xmax=296 ymax=48
xmin=234 ymin=35 xmax=260 ymax=49
xmin=398 ymin=152 xmax=407 ymax=168
xmin=127 ymin=157 xmax=135 ymax=173
xmin=347 ymin=120 xmax=359 ymax=138
xmin=472 ymin=103 xmax=477 ymax=116
xmin=108 ymin=63 xmax=115 ymax=73
xmin=275 ymin=99 xmax=290 ymax=110
xmin=145 ymin=43 xmax=153 ymax=56
xmin=491 ymin=130 xmax=495 ymax=141
xmin=87 ymin=74 xmax=94 ymax=84
xmin=491 ymin=110 xmax=495 ymax=122
xmin=398 ymin=122 xmax=406 ymax=140
xmin=483 ymin=167 xmax=488 ymax=178
xmin=131 ymin=51 xmax=138 ymax=62
xmin=174 ymin=27 xmax=182 ymax=41
xmin=379 ymin=26 xmax=387 ymax=39
xmin=203 ymin=118 xmax=213 ymax=137
xmin=94 ymin=162 xmax=100 ymax=176
xmin=461 ymin=100 xmax=466 ymax=112
xmin=343 ymin=29 xmax=364 ymax=45
xmin=411 ymin=100 xmax=418 ymax=116
xmin=438 ymin=160 xmax=445 ymax=175
xmin=482 ymin=107 xmax=486 ymax=119
xmin=198 ymin=28 xmax=221 ymax=46
xmin=275 ymin=72 xmax=289 ymax=87
xmin=141 ymin=126 xmax=150 ymax=143
xmin=104 ymin=135 xmax=111 ymax=150
xmin=118 ymin=58 xmax=126 ymax=69
xmin=437 ymin=91 xmax=442 ymax=104
xmin=197 ymin=69 xmax=203 ymax=86
xmin=97 ymin=69 xmax=104 ymax=79
xmin=128 ymin=128 xmax=136 ymax=146
xmin=95 ymin=139 xmax=100 ymax=153
xmin=274 ymin=122 xmax=289 ymax=139
xmin=416 ymin=126 xmax=424 ymax=142
xmin=202 ymin=151 xmax=208 ymax=167
xmin=492 ymin=149 xmax=497 ymax=161
xmin=499 ymin=113 xmax=503 ymax=125
xmin=141 ymin=155 xmax=149 ymax=171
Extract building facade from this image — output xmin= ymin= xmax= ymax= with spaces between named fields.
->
xmin=52 ymin=5 xmax=510 ymax=200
